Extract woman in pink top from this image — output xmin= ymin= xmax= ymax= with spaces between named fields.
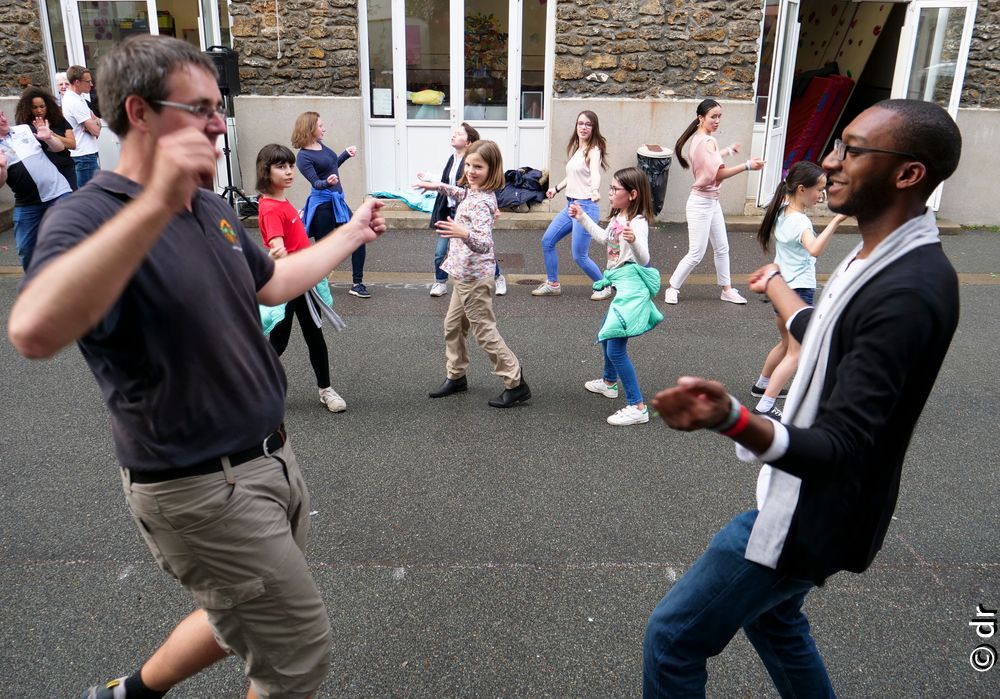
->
xmin=662 ymin=99 xmax=764 ymax=305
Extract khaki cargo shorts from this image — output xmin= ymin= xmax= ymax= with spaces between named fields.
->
xmin=122 ymin=442 xmax=332 ymax=698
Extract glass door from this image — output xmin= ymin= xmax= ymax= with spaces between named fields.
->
xmin=362 ymin=0 xmax=551 ymax=193
xmin=757 ymin=0 xmax=800 ymax=206
xmin=891 ymin=0 xmax=977 ymax=209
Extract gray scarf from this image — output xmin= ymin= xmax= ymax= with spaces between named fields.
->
xmin=746 ymin=208 xmax=943 ymax=569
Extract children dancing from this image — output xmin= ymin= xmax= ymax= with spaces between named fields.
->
xmin=413 ymin=140 xmax=531 ymax=409
xmin=570 ymin=167 xmax=663 ymax=425
xmin=750 ymin=161 xmax=847 ymax=417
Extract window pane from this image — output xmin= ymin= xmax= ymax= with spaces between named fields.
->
xmin=45 ymin=0 xmax=70 ymax=71
xmin=367 ymin=0 xmax=394 ymax=118
xmin=519 ymin=0 xmax=545 ymax=120
xmin=906 ymin=7 xmax=966 ymax=107
xmin=405 ymin=0 xmax=450 ymax=119
xmin=77 ymin=2 xmax=153 ymax=67
xmin=465 ymin=2 xmax=508 ymax=120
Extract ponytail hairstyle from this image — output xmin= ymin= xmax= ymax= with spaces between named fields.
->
xmin=566 ymin=110 xmax=609 ymax=170
xmin=610 ymin=167 xmax=654 ymax=223
xmin=674 ymin=99 xmax=720 ymax=170
xmin=756 ymin=160 xmax=825 ymax=253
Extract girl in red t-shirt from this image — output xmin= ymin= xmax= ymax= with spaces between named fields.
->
xmin=256 ymin=144 xmax=346 ymax=413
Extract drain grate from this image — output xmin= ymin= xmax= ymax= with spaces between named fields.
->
xmin=516 ymin=278 xmax=543 ymax=285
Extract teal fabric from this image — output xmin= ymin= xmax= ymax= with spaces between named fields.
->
xmin=259 ymin=279 xmax=336 ymax=336
xmin=595 ymin=263 xmax=664 ymax=341
xmin=371 ymin=189 xmax=438 ymax=213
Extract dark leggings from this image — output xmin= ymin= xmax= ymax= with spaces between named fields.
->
xmin=310 ymin=202 xmax=366 ymax=284
xmin=269 ymin=294 xmax=330 ymax=388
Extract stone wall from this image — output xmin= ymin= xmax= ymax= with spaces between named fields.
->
xmin=554 ymin=0 xmax=762 ymax=99
xmin=963 ymin=1 xmax=1000 ymax=108
xmin=229 ymin=0 xmax=360 ymax=96
xmin=0 ymin=0 xmax=48 ymax=96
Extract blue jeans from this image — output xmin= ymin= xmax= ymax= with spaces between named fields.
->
xmin=541 ymin=199 xmax=603 ymax=282
xmin=434 ymin=234 xmax=501 ymax=282
xmin=643 ymin=511 xmax=834 ymax=698
xmin=13 ymin=194 xmax=68 ymax=271
xmin=73 ymin=153 xmax=100 ymax=188
xmin=602 ymin=337 xmax=642 ymax=405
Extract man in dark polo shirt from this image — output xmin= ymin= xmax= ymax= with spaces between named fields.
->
xmin=9 ymin=35 xmax=386 ymax=699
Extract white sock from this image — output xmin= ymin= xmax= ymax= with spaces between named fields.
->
xmin=756 ymin=396 xmax=776 ymax=412
xmin=756 ymin=375 xmax=770 ymax=389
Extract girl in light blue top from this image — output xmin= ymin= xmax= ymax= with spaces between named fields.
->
xmin=751 ymin=161 xmax=848 ymax=417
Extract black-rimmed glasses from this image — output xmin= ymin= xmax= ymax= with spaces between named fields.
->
xmin=832 ymin=138 xmax=919 ymax=162
xmin=154 ymin=100 xmax=228 ymax=121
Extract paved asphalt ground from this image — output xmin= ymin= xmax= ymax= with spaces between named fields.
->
xmin=1 ymin=221 xmax=998 ymax=698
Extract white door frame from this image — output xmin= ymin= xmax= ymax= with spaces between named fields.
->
xmin=757 ymin=0 xmax=800 ymax=206
xmin=891 ymin=0 xmax=977 ymax=209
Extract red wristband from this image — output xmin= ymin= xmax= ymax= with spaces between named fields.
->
xmin=720 ymin=405 xmax=751 ymax=438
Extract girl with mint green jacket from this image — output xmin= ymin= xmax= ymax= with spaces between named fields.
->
xmin=570 ymin=166 xmax=663 ymax=426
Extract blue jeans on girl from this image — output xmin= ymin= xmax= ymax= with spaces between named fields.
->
xmin=642 ymin=510 xmax=834 ymax=698
xmin=541 ymin=199 xmax=603 ymax=282
xmin=602 ymin=337 xmax=642 ymax=405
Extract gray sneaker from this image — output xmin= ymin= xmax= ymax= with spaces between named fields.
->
xmin=82 ymin=677 xmax=127 ymax=699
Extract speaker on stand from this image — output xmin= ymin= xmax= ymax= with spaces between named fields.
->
xmin=203 ymin=46 xmax=256 ymax=218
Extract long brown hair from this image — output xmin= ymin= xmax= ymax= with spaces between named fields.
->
xmin=458 ymin=140 xmax=505 ymax=192
xmin=291 ymin=111 xmax=320 ymax=149
xmin=15 ymin=86 xmax=64 ymax=126
xmin=610 ymin=167 xmax=654 ymax=223
xmin=757 ymin=161 xmax=825 ymax=253
xmin=566 ymin=110 xmax=608 ymax=170
xmin=255 ymin=143 xmax=296 ymax=195
xmin=674 ymin=99 xmax=720 ymax=169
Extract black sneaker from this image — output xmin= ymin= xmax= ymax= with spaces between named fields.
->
xmin=349 ymin=283 xmax=371 ymax=298
xmin=753 ymin=405 xmax=783 ymax=420
xmin=82 ymin=677 xmax=127 ymax=699
xmin=751 ymin=384 xmax=788 ymax=398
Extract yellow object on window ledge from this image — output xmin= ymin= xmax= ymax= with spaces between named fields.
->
xmin=410 ymin=89 xmax=445 ymax=105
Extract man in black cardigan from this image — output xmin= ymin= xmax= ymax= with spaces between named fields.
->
xmin=642 ymin=99 xmax=962 ymax=697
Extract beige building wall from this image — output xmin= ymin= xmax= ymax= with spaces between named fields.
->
xmin=940 ymin=108 xmax=999 ymax=226
xmin=550 ymin=98 xmax=757 ymax=222
xmin=231 ymin=95 xmax=366 ymax=211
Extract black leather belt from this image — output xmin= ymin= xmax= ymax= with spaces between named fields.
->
xmin=127 ymin=425 xmax=287 ymax=484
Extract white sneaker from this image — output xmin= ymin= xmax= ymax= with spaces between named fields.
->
xmin=720 ymin=288 xmax=748 ymax=305
xmin=318 ymin=387 xmax=347 ymax=413
xmin=590 ymin=286 xmax=614 ymax=301
xmin=429 ymin=282 xmax=448 ymax=297
xmin=585 ymin=378 xmax=619 ymax=399
xmin=664 ymin=287 xmax=679 ymax=304
xmin=495 ymin=275 xmax=507 ymax=296
xmin=607 ymin=404 xmax=650 ymax=426
xmin=531 ymin=281 xmax=562 ymax=296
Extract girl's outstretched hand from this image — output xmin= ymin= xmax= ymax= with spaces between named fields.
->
xmin=568 ymin=202 xmax=582 ymax=219
xmin=413 ymin=178 xmax=439 ymax=191
xmin=747 ymin=157 xmax=766 ymax=171
xmin=435 ymin=217 xmax=470 ymax=240
xmin=346 ymin=145 xmax=358 ymax=157
xmin=651 ymin=377 xmax=730 ymax=431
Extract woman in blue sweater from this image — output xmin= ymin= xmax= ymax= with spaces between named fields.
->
xmin=291 ymin=111 xmax=370 ymax=297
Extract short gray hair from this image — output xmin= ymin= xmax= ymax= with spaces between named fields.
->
xmin=97 ymin=34 xmax=218 ymax=137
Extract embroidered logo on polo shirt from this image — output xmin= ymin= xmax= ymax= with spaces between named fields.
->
xmin=219 ymin=218 xmax=242 ymax=251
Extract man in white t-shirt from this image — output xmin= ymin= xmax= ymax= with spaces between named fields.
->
xmin=62 ymin=65 xmax=102 ymax=186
